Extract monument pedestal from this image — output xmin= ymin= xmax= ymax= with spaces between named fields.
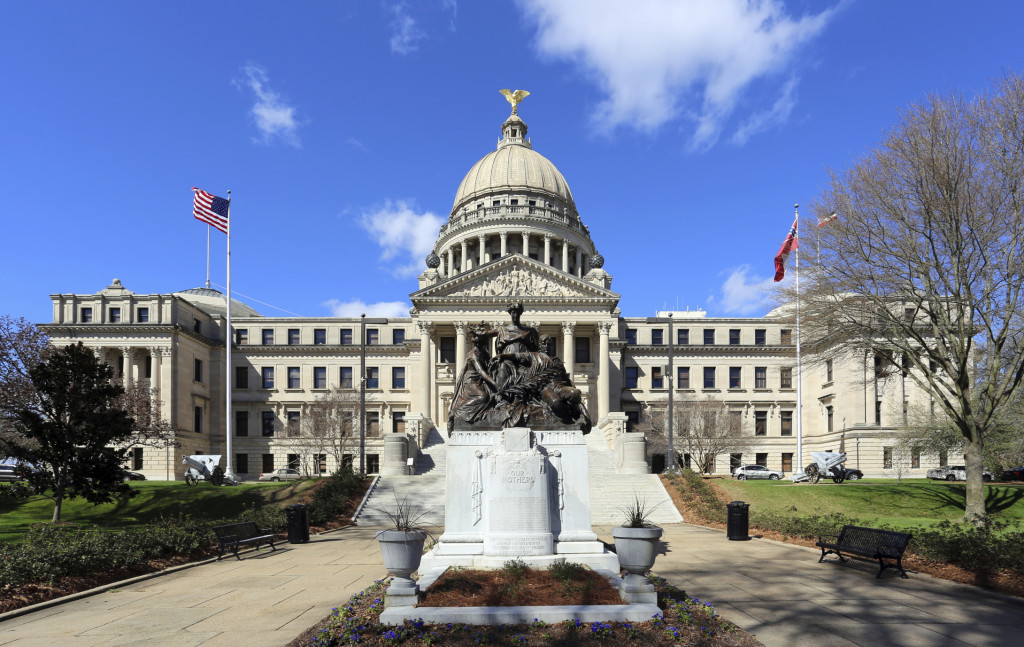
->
xmin=420 ymin=427 xmax=618 ymax=573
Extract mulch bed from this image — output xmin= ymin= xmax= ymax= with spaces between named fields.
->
xmin=418 ymin=566 xmax=623 ymax=607
xmin=286 ymin=576 xmax=763 ymax=647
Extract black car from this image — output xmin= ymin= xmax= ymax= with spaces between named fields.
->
xmin=123 ymin=471 xmax=146 ymax=481
xmin=1001 ymin=467 xmax=1024 ymax=481
xmin=843 ymin=468 xmax=864 ymax=481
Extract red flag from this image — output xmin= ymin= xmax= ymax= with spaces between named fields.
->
xmin=817 ymin=211 xmax=839 ymax=228
xmin=773 ymin=216 xmax=799 ymax=282
xmin=192 ymin=187 xmax=229 ymax=233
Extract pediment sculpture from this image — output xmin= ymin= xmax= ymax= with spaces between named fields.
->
xmin=447 ymin=302 xmax=592 ymax=433
xmin=448 ymin=268 xmax=588 ymax=298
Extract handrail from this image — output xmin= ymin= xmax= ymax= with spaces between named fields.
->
xmin=352 ymin=474 xmax=381 ymax=523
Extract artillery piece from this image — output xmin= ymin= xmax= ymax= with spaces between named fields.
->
xmin=182 ymin=454 xmax=228 ymax=486
xmin=792 ymin=451 xmax=849 ymax=484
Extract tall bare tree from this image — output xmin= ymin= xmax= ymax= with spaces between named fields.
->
xmin=280 ymin=388 xmax=369 ymax=475
xmin=640 ymin=396 xmax=752 ymax=474
xmin=796 ymin=73 xmax=1024 ymax=520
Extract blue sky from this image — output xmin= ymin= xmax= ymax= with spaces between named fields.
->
xmin=2 ymin=1 xmax=1023 ymax=324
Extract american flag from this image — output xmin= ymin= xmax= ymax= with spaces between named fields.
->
xmin=192 ymin=187 xmax=229 ymax=233
xmin=817 ymin=211 xmax=839 ymax=228
xmin=773 ymin=215 xmax=799 ymax=282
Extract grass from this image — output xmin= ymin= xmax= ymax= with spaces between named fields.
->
xmin=714 ymin=478 xmax=1024 ymax=531
xmin=0 ymin=480 xmax=315 ymax=543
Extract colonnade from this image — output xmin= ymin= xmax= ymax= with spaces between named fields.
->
xmin=439 ymin=231 xmax=589 ymax=278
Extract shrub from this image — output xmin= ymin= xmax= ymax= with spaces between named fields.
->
xmin=670 ymin=469 xmax=727 ymax=524
xmin=308 ymin=467 xmax=366 ymax=526
xmin=236 ymin=502 xmax=286 ymax=532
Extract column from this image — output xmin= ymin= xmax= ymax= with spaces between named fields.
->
xmin=562 ymin=239 xmax=570 ymax=272
xmin=576 ymin=249 xmax=583 ymax=277
xmin=454 ymin=322 xmax=467 ymax=373
xmin=460 ymin=240 xmax=468 ymax=272
xmin=500 ymin=232 xmax=508 ymax=257
xmin=448 ymin=248 xmax=455 ymax=277
xmin=149 ymin=347 xmax=163 ymax=414
xmin=122 ymin=347 xmax=133 ymax=383
xmin=478 ymin=235 xmax=486 ymax=267
xmin=543 ymin=234 xmax=552 ymax=266
xmin=597 ymin=322 xmax=612 ymax=420
xmin=417 ymin=322 xmax=433 ymax=417
xmin=562 ymin=322 xmax=575 ymax=381
xmin=522 ymin=231 xmax=529 ymax=257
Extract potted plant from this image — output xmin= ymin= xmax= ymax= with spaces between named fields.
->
xmin=611 ymin=494 xmax=663 ymax=604
xmin=375 ymin=495 xmax=430 ymax=608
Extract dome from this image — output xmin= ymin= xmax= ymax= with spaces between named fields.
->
xmin=451 ymin=143 xmax=575 ymax=214
xmin=176 ymin=287 xmax=262 ymax=317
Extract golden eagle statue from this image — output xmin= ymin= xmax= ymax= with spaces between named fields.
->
xmin=499 ymin=89 xmax=530 ymax=114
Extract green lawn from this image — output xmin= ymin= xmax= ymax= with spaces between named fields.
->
xmin=0 ymin=480 xmax=314 ymax=543
xmin=714 ymin=478 xmax=1024 ymax=530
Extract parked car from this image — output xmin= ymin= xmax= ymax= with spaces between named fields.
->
xmin=123 ymin=471 xmax=146 ymax=481
xmin=1000 ymin=467 xmax=1024 ymax=481
xmin=0 ymin=465 xmax=22 ymax=482
xmin=843 ymin=468 xmax=864 ymax=481
xmin=258 ymin=468 xmax=301 ymax=482
xmin=926 ymin=465 xmax=994 ymax=482
xmin=733 ymin=464 xmax=784 ymax=480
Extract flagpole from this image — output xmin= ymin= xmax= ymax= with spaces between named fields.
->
xmin=794 ymin=203 xmax=803 ymax=475
xmin=224 ymin=191 xmax=234 ymax=481
xmin=205 ymin=225 xmax=211 ymax=289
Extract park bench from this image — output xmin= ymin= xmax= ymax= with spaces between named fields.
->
xmin=212 ymin=521 xmax=277 ymax=560
xmin=815 ymin=525 xmax=912 ymax=579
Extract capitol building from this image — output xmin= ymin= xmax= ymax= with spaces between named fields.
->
xmin=41 ymin=102 xmax=937 ymax=483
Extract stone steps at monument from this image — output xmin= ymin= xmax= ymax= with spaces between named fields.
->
xmin=414 ymin=428 xmax=447 ymax=475
xmin=588 ymin=474 xmax=684 ymax=525
xmin=585 ymin=432 xmax=617 ymax=474
xmin=354 ymin=474 xmax=447 ymax=527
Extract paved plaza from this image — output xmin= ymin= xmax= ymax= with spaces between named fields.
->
xmin=2 ymin=523 xmax=1023 ymax=647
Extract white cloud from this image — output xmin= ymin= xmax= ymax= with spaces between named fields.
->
xmin=717 ymin=265 xmax=778 ymax=315
xmin=731 ymin=75 xmax=799 ymax=145
xmin=358 ymin=200 xmax=444 ymax=277
xmin=517 ymin=0 xmax=834 ymax=149
xmin=389 ymin=3 xmax=425 ymax=54
xmin=240 ymin=64 xmax=302 ymax=147
xmin=322 ymin=299 xmax=411 ymax=318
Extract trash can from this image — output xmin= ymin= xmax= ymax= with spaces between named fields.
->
xmin=726 ymin=500 xmax=750 ymax=541
xmin=286 ymin=504 xmax=310 ymax=544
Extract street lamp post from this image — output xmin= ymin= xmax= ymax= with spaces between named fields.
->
xmin=359 ymin=314 xmax=366 ymax=475
xmin=667 ymin=313 xmax=674 ymax=471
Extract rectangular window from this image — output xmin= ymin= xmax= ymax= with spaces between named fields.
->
xmin=781 ymin=411 xmax=793 ymax=436
xmin=340 ymin=367 xmax=353 ymax=389
xmin=145 ymin=355 xmax=152 ymax=379
xmin=754 ymin=367 xmax=767 ymax=389
xmin=366 ymin=367 xmax=379 ymax=389
xmin=755 ymin=411 xmax=767 ymax=436
xmin=828 ymin=406 xmax=835 ymax=432
xmin=342 ymin=454 xmax=353 ymax=469
xmin=651 ymin=330 xmax=663 ymax=345
xmin=261 ymin=367 xmax=274 ymax=389
xmin=781 ymin=453 xmax=793 ymax=472
xmin=193 ymin=319 xmax=201 ymax=334
xmin=911 ymin=451 xmax=920 ymax=468
xmin=883 ymin=447 xmax=893 ymax=469
xmin=729 ymin=367 xmax=741 ymax=388
xmin=235 ymin=410 xmax=248 ymax=437
xmin=236 ymin=329 xmax=248 ymax=345
xmin=235 ymin=366 xmax=248 ymax=389
xmin=677 ymin=329 xmax=689 ymax=345
xmin=262 ymin=328 xmax=274 ymax=345
xmin=110 ymin=307 xmax=121 ymax=323
xmin=875 ymin=401 xmax=882 ymax=426
xmin=575 ymin=337 xmax=591 ymax=363
xmin=367 ymin=412 xmax=380 ymax=436
xmin=393 ymin=329 xmax=406 ymax=345
xmin=780 ymin=367 xmax=793 ymax=389
xmin=703 ymin=367 xmax=716 ymax=388
xmin=825 ymin=359 xmax=834 ymax=382
xmin=313 ymin=366 xmax=327 ymax=389
xmin=288 ymin=328 xmax=300 ymax=345
xmin=651 ymin=367 xmax=663 ymax=389
xmin=780 ymin=329 xmax=792 ymax=345
xmin=132 ymin=447 xmax=143 ymax=470
xmin=118 ymin=356 xmax=124 ymax=376
xmin=939 ymin=450 xmax=948 ymax=467
xmin=194 ymin=406 xmax=202 ymax=434
xmin=314 ymin=453 xmax=327 ymax=475
xmin=625 ymin=411 xmax=639 ymax=432
xmin=625 ymin=329 xmax=637 ymax=345
xmin=287 ymin=367 xmax=300 ymax=389
xmin=440 ymin=337 xmax=456 ymax=363
xmin=392 ymin=366 xmax=406 ymax=389
xmin=236 ymin=454 xmax=249 ymax=474
xmin=314 ymin=328 xmax=326 ymax=345
xmin=729 ymin=329 xmax=740 ymax=345
xmin=754 ymin=329 xmax=765 ymax=345
xmin=262 ymin=412 xmax=275 ymax=437
xmin=625 ymin=366 xmax=639 ymax=389
xmin=904 ymin=307 xmax=915 ymax=322
xmin=756 ymin=452 xmax=768 ymax=467
xmin=366 ymin=454 xmax=380 ymax=474
xmin=677 ymin=366 xmax=690 ymax=389
xmin=194 ymin=358 xmax=203 ymax=383
xmin=262 ymin=454 xmax=275 ymax=473
xmin=366 ymin=329 xmax=379 ymax=345
xmin=81 ymin=307 xmax=93 ymax=323
xmin=393 ymin=411 xmax=406 ymax=434
xmin=703 ymin=329 xmax=715 ymax=345
xmin=730 ymin=453 xmax=743 ymax=472
xmin=286 ymin=411 xmax=300 ymax=437
xmin=137 ymin=307 xmax=149 ymax=323
xmin=340 ymin=328 xmax=353 ymax=345
xmin=288 ymin=454 xmax=301 ymax=470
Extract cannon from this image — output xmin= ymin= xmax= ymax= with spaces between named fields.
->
xmin=182 ymin=454 xmax=227 ymax=486
xmin=792 ymin=451 xmax=849 ymax=484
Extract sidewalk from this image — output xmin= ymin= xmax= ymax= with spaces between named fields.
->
xmin=3 ymin=524 xmax=1023 ymax=647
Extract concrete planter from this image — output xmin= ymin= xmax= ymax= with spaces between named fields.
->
xmin=611 ymin=526 xmax=663 ymax=604
xmin=376 ymin=529 xmax=428 ymax=607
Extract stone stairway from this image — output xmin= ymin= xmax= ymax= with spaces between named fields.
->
xmin=415 ymin=426 xmax=447 ymax=475
xmin=587 ymin=473 xmax=683 ymax=525
xmin=353 ymin=474 xmax=447 ymax=527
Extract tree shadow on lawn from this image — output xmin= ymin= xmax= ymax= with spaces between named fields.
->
xmin=912 ymin=483 xmax=1024 ymax=515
